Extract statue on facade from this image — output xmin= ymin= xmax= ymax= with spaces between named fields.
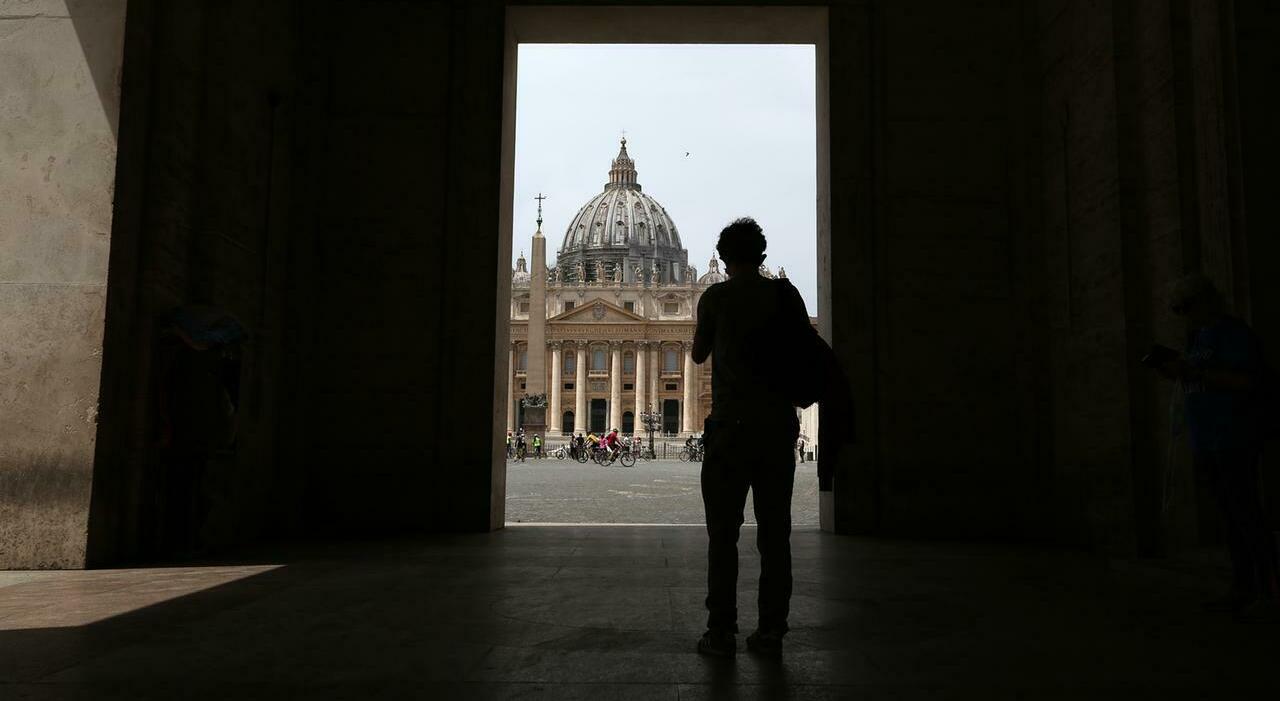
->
xmin=553 ymin=266 xmax=563 ymax=283
xmin=576 ymin=260 xmax=585 ymax=284
xmin=633 ymin=263 xmax=643 ymax=284
xmin=595 ymin=261 xmax=605 ymax=283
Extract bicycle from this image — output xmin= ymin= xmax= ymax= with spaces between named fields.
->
xmin=678 ymin=445 xmax=704 ymax=462
xmin=598 ymin=445 xmax=636 ymax=468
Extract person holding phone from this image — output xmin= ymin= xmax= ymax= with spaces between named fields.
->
xmin=1152 ymin=273 xmax=1278 ymax=619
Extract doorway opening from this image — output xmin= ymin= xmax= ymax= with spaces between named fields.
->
xmin=590 ymin=399 xmax=608 ymax=434
xmin=493 ymin=7 xmax=830 ymax=528
xmin=662 ymin=399 xmax=680 ymax=437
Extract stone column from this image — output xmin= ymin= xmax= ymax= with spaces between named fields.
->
xmin=682 ymin=341 xmax=697 ymax=435
xmin=609 ymin=341 xmax=623 ymax=431
xmin=549 ymin=342 xmax=562 ymax=434
xmin=649 ymin=343 xmax=660 ymax=414
xmin=506 ymin=344 xmax=515 ymax=432
xmin=574 ymin=341 xmax=588 ymax=433
xmin=634 ymin=341 xmax=647 ymax=418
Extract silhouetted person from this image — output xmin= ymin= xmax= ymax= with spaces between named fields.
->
xmin=1155 ymin=274 xmax=1279 ymax=618
xmin=692 ymin=218 xmax=811 ymax=658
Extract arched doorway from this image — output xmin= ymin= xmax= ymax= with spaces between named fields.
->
xmin=622 ymin=411 xmax=634 ymax=435
xmin=561 ymin=411 xmax=574 ymax=435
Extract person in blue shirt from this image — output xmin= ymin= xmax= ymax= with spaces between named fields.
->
xmin=1157 ymin=273 xmax=1278 ymax=616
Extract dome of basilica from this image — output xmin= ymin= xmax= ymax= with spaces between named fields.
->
xmin=554 ymin=139 xmax=689 ymax=285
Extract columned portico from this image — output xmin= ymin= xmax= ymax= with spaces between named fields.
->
xmin=574 ymin=341 xmax=588 ymax=434
xmin=609 ymin=341 xmax=623 ymax=431
xmin=549 ymin=342 xmax=562 ymax=433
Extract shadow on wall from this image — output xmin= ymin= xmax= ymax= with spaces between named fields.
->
xmin=66 ymin=0 xmax=126 ymax=138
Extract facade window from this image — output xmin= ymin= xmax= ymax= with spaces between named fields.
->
xmin=563 ymin=352 xmax=576 ymax=374
xmin=519 ymin=302 xmax=530 ymax=313
xmin=591 ymin=348 xmax=607 ymax=372
xmin=517 ymin=347 xmax=528 ymax=372
xmin=564 ymin=383 xmax=574 ymax=390
xmin=663 ymin=302 xmax=679 ymax=314
xmin=662 ymin=347 xmax=678 ymax=373
xmin=665 ymin=382 xmax=678 ymax=391
xmin=624 ymin=301 xmax=635 ymax=312
xmin=623 ymin=351 xmax=635 ymax=375
xmin=564 ymin=300 xmax=575 ymax=311
xmin=623 ymin=383 xmax=633 ymax=391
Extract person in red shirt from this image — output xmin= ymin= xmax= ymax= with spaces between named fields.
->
xmin=600 ymin=428 xmax=621 ymax=459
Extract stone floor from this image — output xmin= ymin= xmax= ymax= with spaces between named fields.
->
xmin=1 ymin=527 xmax=1276 ymax=699
xmin=505 ymin=458 xmax=820 ymax=525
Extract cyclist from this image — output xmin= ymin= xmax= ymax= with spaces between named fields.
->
xmin=601 ymin=428 xmax=621 ymax=461
xmin=532 ymin=434 xmax=543 ymax=459
xmin=685 ymin=434 xmax=704 ymax=460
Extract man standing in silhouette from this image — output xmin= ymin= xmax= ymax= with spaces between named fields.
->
xmin=1158 ymin=274 xmax=1279 ymax=618
xmin=692 ymin=217 xmax=809 ymax=658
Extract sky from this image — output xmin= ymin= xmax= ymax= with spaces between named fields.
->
xmin=513 ymin=44 xmax=818 ymax=313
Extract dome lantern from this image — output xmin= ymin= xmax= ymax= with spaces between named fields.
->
xmin=606 ymin=137 xmax=639 ymax=191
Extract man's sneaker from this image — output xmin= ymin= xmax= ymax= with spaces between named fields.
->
xmin=1202 ymin=591 xmax=1250 ymax=613
xmin=1236 ymin=598 xmax=1280 ymax=624
xmin=697 ymin=630 xmax=736 ymax=658
xmin=745 ymin=629 xmax=783 ymax=658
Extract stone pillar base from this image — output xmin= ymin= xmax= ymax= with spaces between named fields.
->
xmin=521 ymin=406 xmax=547 ymax=441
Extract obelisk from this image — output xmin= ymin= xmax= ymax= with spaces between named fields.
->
xmin=522 ymin=194 xmax=548 ymax=439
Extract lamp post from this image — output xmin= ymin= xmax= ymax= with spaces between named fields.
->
xmin=639 ymin=405 xmax=661 ymax=460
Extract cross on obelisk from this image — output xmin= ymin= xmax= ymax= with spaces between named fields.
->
xmin=535 ymin=192 xmax=547 ymax=231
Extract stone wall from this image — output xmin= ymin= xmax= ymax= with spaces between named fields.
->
xmin=290 ymin=0 xmax=504 ymax=534
xmin=85 ymin=0 xmax=299 ymax=565
xmin=0 ymin=1 xmax=128 ymax=568
xmin=829 ymin=0 xmax=1045 ymax=540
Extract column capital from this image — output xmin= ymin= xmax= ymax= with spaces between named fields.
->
xmin=635 ymin=340 xmax=650 ymax=349
xmin=680 ymin=340 xmax=694 ymax=352
xmin=609 ymin=340 xmax=623 ymax=351
xmin=549 ymin=340 xmax=563 ymax=351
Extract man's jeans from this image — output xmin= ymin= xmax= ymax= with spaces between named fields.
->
xmin=701 ymin=416 xmax=798 ymax=635
xmin=1197 ymin=449 xmax=1280 ymax=600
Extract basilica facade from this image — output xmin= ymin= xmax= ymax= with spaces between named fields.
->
xmin=506 ymin=140 xmax=808 ymax=443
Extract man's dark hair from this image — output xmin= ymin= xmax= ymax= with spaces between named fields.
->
xmin=716 ymin=217 xmax=767 ymax=265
